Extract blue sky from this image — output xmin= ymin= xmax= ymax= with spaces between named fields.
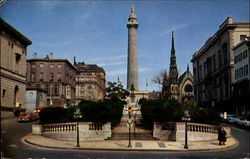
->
xmin=1 ymin=0 xmax=249 ymax=91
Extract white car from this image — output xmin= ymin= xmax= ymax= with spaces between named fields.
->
xmin=235 ymin=117 xmax=250 ymax=127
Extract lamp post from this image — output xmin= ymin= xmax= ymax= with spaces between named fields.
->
xmin=182 ymin=110 xmax=191 ymax=149
xmin=127 ymin=84 xmax=135 ymax=148
xmin=74 ymin=108 xmax=82 ymax=148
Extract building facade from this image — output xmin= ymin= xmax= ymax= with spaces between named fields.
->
xmin=0 ymin=18 xmax=32 ymax=118
xmin=27 ymin=54 xmax=76 ymax=106
xmin=191 ymin=16 xmax=250 ymax=113
xmin=74 ymin=59 xmax=106 ymax=104
xmin=26 ymin=87 xmax=47 ymax=112
xmin=232 ymin=37 xmax=250 ymax=116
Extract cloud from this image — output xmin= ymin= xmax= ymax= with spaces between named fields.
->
xmin=38 ymin=1 xmax=60 ymax=10
xmin=158 ymin=23 xmax=189 ymax=37
xmin=37 ymin=41 xmax=71 ymax=47
xmin=88 ymin=54 xmax=127 ymax=63
xmin=108 ymin=69 xmax=127 ymax=76
xmin=139 ymin=67 xmax=152 ymax=72
xmin=99 ymin=61 xmax=126 ymax=67
xmin=74 ymin=12 xmax=92 ymax=24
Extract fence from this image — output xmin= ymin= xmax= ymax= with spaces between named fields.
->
xmin=153 ymin=122 xmax=231 ymax=141
xmin=32 ymin=122 xmax=111 ymax=141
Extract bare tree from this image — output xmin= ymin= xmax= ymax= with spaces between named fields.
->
xmin=152 ymin=69 xmax=171 ymax=99
xmin=152 ymin=69 xmax=168 ymax=85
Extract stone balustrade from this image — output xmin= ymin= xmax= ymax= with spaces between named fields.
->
xmin=32 ymin=122 xmax=111 ymax=141
xmin=42 ymin=122 xmax=76 ymax=132
xmin=154 ymin=122 xmax=231 ymax=141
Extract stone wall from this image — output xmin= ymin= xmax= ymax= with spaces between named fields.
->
xmin=153 ymin=122 xmax=231 ymax=141
xmin=32 ymin=122 xmax=111 ymax=141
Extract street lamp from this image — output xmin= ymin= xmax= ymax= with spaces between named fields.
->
xmin=127 ymin=84 xmax=135 ymax=148
xmin=74 ymin=108 xmax=82 ymax=148
xmin=130 ymin=84 xmax=135 ymax=103
xmin=182 ymin=110 xmax=191 ymax=149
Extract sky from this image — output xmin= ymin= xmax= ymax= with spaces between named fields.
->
xmin=1 ymin=0 xmax=249 ymax=91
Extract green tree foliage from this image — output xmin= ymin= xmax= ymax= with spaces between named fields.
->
xmin=140 ymin=99 xmax=221 ymax=128
xmin=39 ymin=107 xmax=68 ymax=124
xmin=78 ymin=97 xmax=125 ymax=127
xmin=105 ymin=81 xmax=129 ymax=100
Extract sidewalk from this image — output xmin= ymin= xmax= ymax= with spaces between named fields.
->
xmin=23 ymin=133 xmax=238 ymax=151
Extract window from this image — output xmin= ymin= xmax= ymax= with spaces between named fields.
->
xmin=244 ymin=65 xmax=249 ymax=76
xmin=199 ymin=65 xmax=202 ymax=79
xmin=2 ymin=89 xmax=6 ymax=98
xmin=212 ymin=55 xmax=216 ymax=71
xmin=15 ymin=53 xmax=21 ymax=64
xmin=32 ymin=64 xmax=36 ymax=68
xmin=54 ymin=84 xmax=59 ymax=95
xmin=50 ymin=64 xmax=54 ymax=68
xmin=39 ymin=72 xmax=44 ymax=81
xmin=40 ymin=63 xmax=44 ymax=68
xmin=50 ymin=73 xmax=54 ymax=81
xmin=243 ymin=50 xmax=248 ymax=59
xmin=57 ymin=73 xmax=62 ymax=81
xmin=31 ymin=73 xmax=35 ymax=82
xmin=222 ymin=43 xmax=227 ymax=65
xmin=58 ymin=64 xmax=62 ymax=68
xmin=240 ymin=35 xmax=246 ymax=41
xmin=218 ymin=51 xmax=222 ymax=67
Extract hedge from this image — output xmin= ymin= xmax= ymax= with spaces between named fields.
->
xmin=140 ymin=99 xmax=221 ymax=128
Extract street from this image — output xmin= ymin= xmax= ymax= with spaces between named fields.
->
xmin=1 ymin=118 xmax=250 ymax=159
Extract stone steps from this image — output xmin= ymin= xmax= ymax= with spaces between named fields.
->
xmin=111 ymin=132 xmax=157 ymax=140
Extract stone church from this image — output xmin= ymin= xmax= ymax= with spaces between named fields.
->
xmin=162 ymin=31 xmax=194 ymax=103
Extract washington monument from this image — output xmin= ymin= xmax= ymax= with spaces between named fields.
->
xmin=127 ymin=6 xmax=139 ymax=90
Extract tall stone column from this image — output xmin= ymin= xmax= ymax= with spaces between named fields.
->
xmin=127 ymin=6 xmax=139 ymax=90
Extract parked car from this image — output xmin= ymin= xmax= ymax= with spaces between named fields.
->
xmin=235 ymin=116 xmax=250 ymax=127
xmin=17 ymin=112 xmax=38 ymax=122
xmin=238 ymin=116 xmax=250 ymax=127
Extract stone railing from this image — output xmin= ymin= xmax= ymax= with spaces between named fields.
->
xmin=32 ymin=122 xmax=111 ymax=141
xmin=154 ymin=122 xmax=231 ymax=141
xmin=187 ymin=123 xmax=218 ymax=133
xmin=42 ymin=122 xmax=76 ymax=132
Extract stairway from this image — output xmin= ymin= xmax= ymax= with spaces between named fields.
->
xmin=111 ymin=112 xmax=157 ymax=140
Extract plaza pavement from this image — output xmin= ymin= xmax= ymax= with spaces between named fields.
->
xmin=23 ymin=133 xmax=238 ymax=151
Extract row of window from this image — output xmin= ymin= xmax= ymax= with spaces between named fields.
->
xmin=234 ymin=49 xmax=248 ymax=64
xmin=31 ymin=72 xmax=74 ymax=82
xmin=32 ymin=63 xmax=62 ymax=69
xmin=235 ymin=64 xmax=249 ymax=80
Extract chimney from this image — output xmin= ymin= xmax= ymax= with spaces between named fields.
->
xmin=74 ymin=56 xmax=76 ymax=65
xmin=48 ymin=52 xmax=53 ymax=59
xmin=32 ymin=52 xmax=37 ymax=59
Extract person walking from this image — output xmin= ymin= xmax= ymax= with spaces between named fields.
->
xmin=218 ymin=127 xmax=227 ymax=145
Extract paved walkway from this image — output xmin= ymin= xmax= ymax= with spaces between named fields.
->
xmin=23 ymin=133 xmax=238 ymax=151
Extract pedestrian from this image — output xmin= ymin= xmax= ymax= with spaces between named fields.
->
xmin=13 ymin=109 xmax=20 ymax=117
xmin=218 ymin=127 xmax=227 ymax=145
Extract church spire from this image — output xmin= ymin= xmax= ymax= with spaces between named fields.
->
xmin=171 ymin=31 xmax=175 ymax=54
xmin=169 ymin=31 xmax=178 ymax=84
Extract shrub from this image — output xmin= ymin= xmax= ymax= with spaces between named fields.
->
xmin=39 ymin=107 xmax=68 ymax=124
xmin=78 ymin=98 xmax=124 ymax=127
xmin=141 ymin=99 xmax=221 ymax=128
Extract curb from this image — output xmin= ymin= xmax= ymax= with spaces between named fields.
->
xmin=22 ymin=135 xmax=239 ymax=152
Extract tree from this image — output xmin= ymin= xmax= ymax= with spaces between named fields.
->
xmin=152 ymin=69 xmax=171 ymax=99
xmin=105 ymin=81 xmax=129 ymax=100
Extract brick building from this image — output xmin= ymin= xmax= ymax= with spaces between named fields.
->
xmin=0 ymin=18 xmax=32 ymax=118
xmin=74 ymin=58 xmax=106 ymax=103
xmin=26 ymin=54 xmax=77 ymax=106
